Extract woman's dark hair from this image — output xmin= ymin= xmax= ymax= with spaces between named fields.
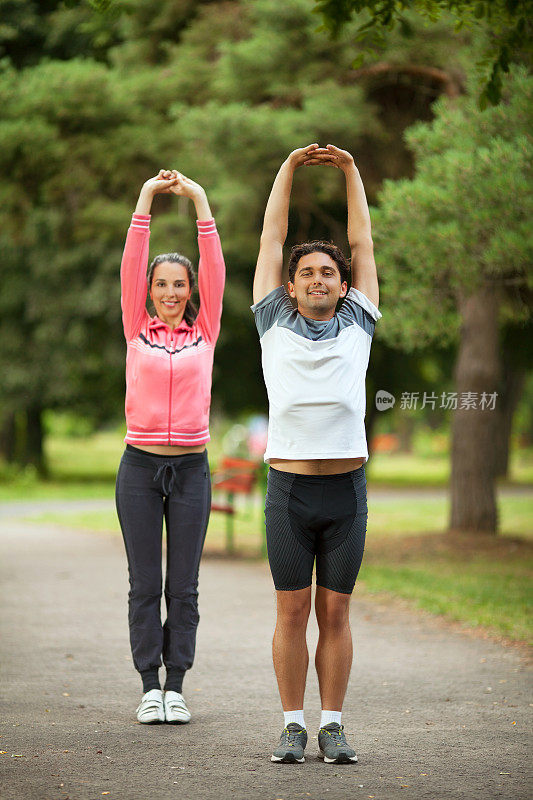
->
xmin=288 ymin=241 xmax=350 ymax=285
xmin=147 ymin=253 xmax=198 ymax=326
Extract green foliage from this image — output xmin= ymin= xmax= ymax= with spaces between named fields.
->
xmin=1 ymin=0 xmax=528 ymax=449
xmin=0 ymin=0 xmax=123 ymax=66
xmin=374 ymin=67 xmax=533 ymax=349
xmin=0 ymin=57 xmax=170 ymax=421
xmin=314 ymin=0 xmax=533 ymax=106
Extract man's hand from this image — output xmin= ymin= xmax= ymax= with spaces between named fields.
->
xmin=287 ymin=143 xmax=321 ymax=170
xmin=304 ymin=144 xmax=355 ymax=172
xmin=167 ymin=170 xmax=206 ymax=201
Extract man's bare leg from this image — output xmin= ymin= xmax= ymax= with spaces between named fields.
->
xmin=314 ymin=586 xmax=352 ymax=710
xmin=272 ymin=587 xmax=312 ymax=710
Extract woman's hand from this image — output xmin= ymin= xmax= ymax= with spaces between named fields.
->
xmin=304 ymin=144 xmax=356 ymax=172
xmin=141 ymin=169 xmax=180 ymax=196
xmin=134 ymin=170 xmax=179 ymax=214
xmin=166 ymin=170 xmax=212 ymax=221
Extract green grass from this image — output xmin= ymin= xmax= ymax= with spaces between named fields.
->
xmin=45 ymin=430 xmax=125 ymax=482
xmin=369 ymin=495 xmax=533 ymax=539
xmin=0 ymin=482 xmax=115 ymax=502
xmin=359 ymin=550 xmax=533 ymax=643
xmin=367 ymin=448 xmax=533 ymax=487
xmin=367 ymin=453 xmax=451 ymax=486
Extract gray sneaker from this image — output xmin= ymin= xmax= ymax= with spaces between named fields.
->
xmin=271 ymin=723 xmax=308 ymax=763
xmin=318 ymin=723 xmax=358 ymax=764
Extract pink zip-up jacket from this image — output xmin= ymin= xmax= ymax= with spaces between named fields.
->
xmin=120 ymin=213 xmax=225 ymax=447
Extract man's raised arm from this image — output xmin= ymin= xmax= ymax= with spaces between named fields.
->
xmin=253 ymin=144 xmax=319 ymax=304
xmin=340 ymin=146 xmax=379 ymax=308
xmin=309 ymin=144 xmax=379 ymax=308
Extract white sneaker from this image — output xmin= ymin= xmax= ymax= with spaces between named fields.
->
xmin=136 ymin=689 xmax=165 ymax=724
xmin=164 ymin=691 xmax=191 ymax=724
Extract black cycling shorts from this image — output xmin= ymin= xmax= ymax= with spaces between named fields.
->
xmin=264 ymin=466 xmax=368 ymax=595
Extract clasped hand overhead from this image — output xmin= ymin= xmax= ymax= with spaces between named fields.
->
xmin=287 ymin=143 xmax=356 ymax=171
xmin=141 ymin=169 xmax=205 ymax=200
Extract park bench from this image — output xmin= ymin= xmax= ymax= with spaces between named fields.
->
xmin=211 ymin=457 xmax=262 ymax=554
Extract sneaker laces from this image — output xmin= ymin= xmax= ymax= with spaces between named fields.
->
xmin=322 ymin=725 xmax=347 ymax=746
xmin=283 ymin=727 xmax=303 ymax=746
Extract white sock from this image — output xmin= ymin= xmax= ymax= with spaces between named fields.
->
xmin=284 ymin=710 xmax=306 ymax=729
xmin=320 ymin=710 xmax=342 ymax=728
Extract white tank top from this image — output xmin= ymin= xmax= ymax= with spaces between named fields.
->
xmin=251 ymin=286 xmax=381 ymax=463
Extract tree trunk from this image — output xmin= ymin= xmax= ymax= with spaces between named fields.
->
xmin=493 ymin=366 xmax=526 ymax=479
xmin=0 ymin=411 xmax=16 ymax=462
xmin=396 ymin=413 xmax=415 ymax=453
xmin=23 ymin=405 xmax=47 ymax=477
xmin=450 ymin=286 xmax=501 ymax=534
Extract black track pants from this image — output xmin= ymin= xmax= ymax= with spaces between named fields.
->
xmin=115 ymin=445 xmax=211 ymax=678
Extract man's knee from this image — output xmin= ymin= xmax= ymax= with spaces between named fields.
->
xmin=315 ymin=589 xmax=351 ymax=631
xmin=276 ymin=588 xmax=311 ymax=629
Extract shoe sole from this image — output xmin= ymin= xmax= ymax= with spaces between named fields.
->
xmin=271 ymin=754 xmax=305 ymax=764
xmin=318 ymin=753 xmax=357 ymax=764
xmin=138 ymin=718 xmax=164 ymax=724
xmin=166 ymin=717 xmax=191 ymax=724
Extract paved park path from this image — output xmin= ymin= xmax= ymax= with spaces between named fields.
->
xmin=1 ymin=515 xmax=531 ymax=800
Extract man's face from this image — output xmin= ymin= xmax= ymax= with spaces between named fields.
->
xmin=288 ymin=253 xmax=347 ymax=320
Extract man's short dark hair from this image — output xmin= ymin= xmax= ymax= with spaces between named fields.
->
xmin=288 ymin=241 xmax=350 ymax=285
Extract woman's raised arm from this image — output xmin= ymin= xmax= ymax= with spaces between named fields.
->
xmin=120 ymin=171 xmax=179 ymax=341
xmin=170 ymin=171 xmax=225 ymax=344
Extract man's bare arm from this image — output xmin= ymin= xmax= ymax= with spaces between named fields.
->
xmin=253 ymin=144 xmax=319 ymax=304
xmin=307 ymin=145 xmax=379 ymax=308
xmin=345 ymin=159 xmax=379 ymax=308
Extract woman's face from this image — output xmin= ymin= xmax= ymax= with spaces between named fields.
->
xmin=149 ymin=262 xmax=191 ymax=327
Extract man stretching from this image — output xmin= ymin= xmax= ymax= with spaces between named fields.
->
xmin=252 ymin=143 xmax=381 ymax=764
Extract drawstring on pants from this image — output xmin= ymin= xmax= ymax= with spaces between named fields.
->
xmin=153 ymin=462 xmax=180 ymax=496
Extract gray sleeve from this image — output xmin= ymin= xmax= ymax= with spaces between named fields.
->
xmin=338 ymin=288 xmax=382 ymax=337
xmin=251 ymin=286 xmax=293 ymax=338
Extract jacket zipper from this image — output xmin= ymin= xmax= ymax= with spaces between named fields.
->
xmin=168 ymin=332 xmax=173 ymax=445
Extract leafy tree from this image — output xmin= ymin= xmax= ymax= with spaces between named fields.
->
xmin=0 ymin=0 xmax=222 ymax=68
xmin=145 ymin=0 xmax=475 ymax=415
xmin=0 ymin=58 xmax=174 ymax=470
xmin=0 ymin=0 xmax=121 ymax=66
xmin=0 ymin=0 xmax=507 ymax=475
xmin=374 ymin=67 xmax=532 ymax=533
xmin=314 ymin=0 xmax=533 ymax=106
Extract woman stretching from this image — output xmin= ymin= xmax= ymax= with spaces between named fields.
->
xmin=116 ymin=169 xmax=225 ymax=723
